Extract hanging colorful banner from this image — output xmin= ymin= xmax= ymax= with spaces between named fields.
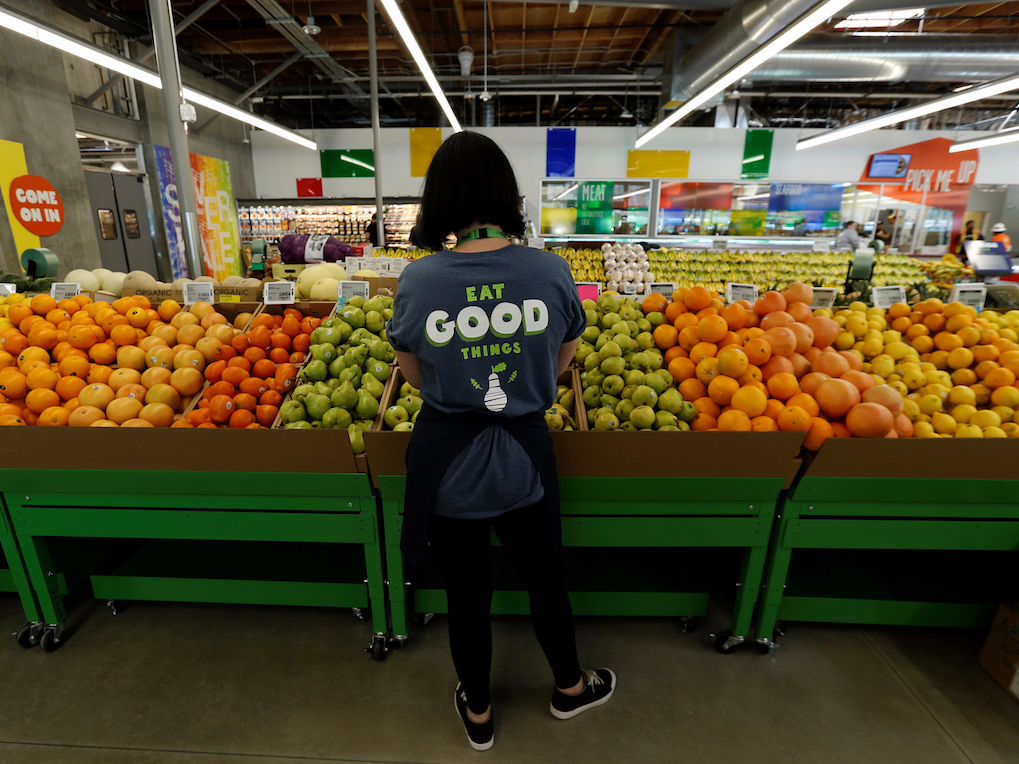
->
xmin=321 ymin=149 xmax=375 ymax=178
xmin=410 ymin=128 xmax=442 ymax=177
xmin=626 ymin=150 xmax=690 ymax=178
xmin=741 ymin=130 xmax=773 ymax=179
xmin=153 ymin=145 xmax=187 ymax=280
xmin=155 ymin=146 xmax=243 ymax=281
xmin=296 ymin=177 xmax=323 ymax=198
xmin=0 ymin=139 xmax=41 ymax=262
xmin=546 ymin=128 xmax=577 ymax=177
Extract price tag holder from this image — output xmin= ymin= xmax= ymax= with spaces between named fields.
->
xmin=263 ymin=280 xmax=296 ymax=305
xmin=336 ymin=280 xmax=370 ymax=309
xmin=0 ymin=283 xmax=16 ymax=296
xmin=622 ymin=282 xmax=641 ymax=295
xmin=576 ymin=282 xmax=601 ymax=303
xmin=872 ymin=285 xmax=907 ymax=310
xmin=810 ymin=288 xmax=839 ymax=310
xmin=182 ymin=282 xmax=215 ymax=305
xmin=50 ymin=283 xmax=81 ymax=300
xmin=725 ymin=282 xmax=759 ymax=305
xmin=649 ymin=282 xmax=678 ymax=301
xmin=949 ymin=282 xmax=987 ymax=310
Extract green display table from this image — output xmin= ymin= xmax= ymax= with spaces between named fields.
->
xmin=0 ymin=430 xmax=386 ymax=654
xmin=754 ymin=439 xmax=1019 ymax=650
xmin=365 ymin=431 xmax=804 ymax=654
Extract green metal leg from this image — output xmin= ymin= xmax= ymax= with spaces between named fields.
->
xmin=16 ymin=534 xmax=65 ymax=626
xmin=361 ymin=501 xmax=388 ymax=638
xmin=0 ymin=496 xmax=44 ymax=623
xmin=753 ymin=501 xmax=798 ymax=643
xmin=383 ymin=505 xmax=410 ymax=640
xmin=730 ymin=542 xmax=768 ymax=638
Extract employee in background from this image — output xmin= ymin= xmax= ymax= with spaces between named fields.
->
xmin=873 ymin=221 xmax=891 ymax=250
xmin=957 ymin=219 xmax=983 ymax=254
xmin=991 ymin=223 xmax=1012 ymax=253
xmin=833 ymin=220 xmax=861 ymax=251
xmin=615 ymin=215 xmax=633 ymax=234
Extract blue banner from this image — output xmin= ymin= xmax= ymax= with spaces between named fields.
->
xmin=154 ymin=145 xmax=188 ymax=280
xmin=546 ymin=128 xmax=576 ymax=177
xmin=768 ymin=182 xmax=844 ymax=213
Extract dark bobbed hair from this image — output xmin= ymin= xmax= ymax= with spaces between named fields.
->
xmin=419 ymin=131 xmax=525 ymax=250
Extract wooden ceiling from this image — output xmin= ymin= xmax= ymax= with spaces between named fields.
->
xmin=57 ymin=0 xmax=1019 ymax=129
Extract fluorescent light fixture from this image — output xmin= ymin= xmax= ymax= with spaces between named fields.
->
xmin=742 ymin=154 xmax=765 ymax=164
xmin=797 ymin=71 xmax=1019 ymax=150
xmin=377 ymin=0 xmax=462 ymax=131
xmin=339 ymin=153 xmax=376 ymax=172
xmin=183 ymin=89 xmax=316 ymax=151
xmin=834 ymin=8 xmax=923 ymax=29
xmin=635 ymin=0 xmax=855 ymax=148
xmin=553 ymin=183 xmax=579 ymax=201
xmin=949 ymin=126 xmax=1019 ymax=153
xmin=0 ymin=5 xmax=317 ymax=151
xmin=613 ymin=188 xmax=649 ymax=201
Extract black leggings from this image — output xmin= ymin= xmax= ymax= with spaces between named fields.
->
xmin=428 ymin=498 xmax=582 ymax=714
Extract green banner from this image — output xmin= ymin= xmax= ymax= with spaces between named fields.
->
xmin=321 ymin=149 xmax=375 ymax=178
xmin=741 ymin=130 xmax=773 ymax=180
xmin=576 ymin=181 xmax=614 ymax=234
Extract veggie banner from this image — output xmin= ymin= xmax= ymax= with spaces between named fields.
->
xmin=155 ymin=146 xmax=243 ymax=281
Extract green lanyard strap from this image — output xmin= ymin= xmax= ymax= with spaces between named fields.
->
xmin=456 ymin=227 xmax=509 ymax=245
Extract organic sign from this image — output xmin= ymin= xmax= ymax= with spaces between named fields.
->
xmin=9 ymin=175 xmax=63 ymax=236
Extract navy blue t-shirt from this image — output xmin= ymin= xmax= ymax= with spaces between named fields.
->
xmin=387 ymin=244 xmax=585 ymax=518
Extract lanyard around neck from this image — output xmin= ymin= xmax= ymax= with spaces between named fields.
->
xmin=456 ymin=227 xmax=509 ymax=245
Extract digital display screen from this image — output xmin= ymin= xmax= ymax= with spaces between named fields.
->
xmin=868 ymin=153 xmax=912 ymax=179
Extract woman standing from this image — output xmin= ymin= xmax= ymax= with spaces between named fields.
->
xmin=386 ymin=132 xmax=615 ymax=751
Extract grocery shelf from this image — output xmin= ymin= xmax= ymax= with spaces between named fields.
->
xmin=754 ymin=439 xmax=1019 ymax=647
xmin=0 ymin=429 xmax=385 ymax=652
xmin=365 ymin=431 xmax=804 ymax=652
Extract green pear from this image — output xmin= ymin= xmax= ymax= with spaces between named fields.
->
xmin=600 ymin=312 xmax=621 ymax=330
xmin=575 ymin=343 xmax=595 ymax=366
xmin=304 ymin=393 xmax=331 ymax=421
xmin=366 ymin=359 xmax=391 ymax=382
xmin=557 ymin=389 xmax=575 ymax=410
xmin=343 ymin=345 xmax=369 ymax=368
xmin=544 ymin=407 xmax=564 ymax=431
xmin=384 ymin=405 xmax=409 ymax=429
xmin=623 ymin=369 xmax=645 ymax=387
xmin=292 ymin=384 xmax=316 ymax=403
xmin=360 ymin=373 xmax=385 ymax=400
xmin=346 ymin=295 xmax=366 ymax=309
xmin=629 ymin=405 xmax=656 ymax=430
xmin=585 ymin=309 xmax=598 ymax=326
xmin=279 ymin=399 xmax=306 ymax=423
xmin=646 ymin=349 xmax=664 ymax=370
xmin=615 ymin=399 xmax=635 ymax=422
xmin=619 ymin=421 xmax=638 ymax=431
xmin=600 ymin=340 xmax=622 ymax=358
xmin=658 ymin=389 xmax=685 ymax=415
xmin=340 ymin=306 xmax=366 ymax=328
xmin=348 ymin=423 xmax=365 ymax=454
xmin=600 ymin=356 xmax=626 ymax=376
xmin=582 ymin=385 xmax=601 ymax=408
xmin=655 ymin=410 xmax=678 ymax=429
xmin=365 ymin=310 xmax=386 ymax=334
xmin=584 ymin=352 xmax=602 ymax=372
xmin=285 ymin=420 xmax=312 ymax=430
xmin=631 ymin=385 xmax=658 ymax=408
xmin=393 ymin=421 xmax=414 ymax=432
xmin=400 ymin=381 xmax=419 ymax=397
xmin=323 ymin=407 xmax=353 ymax=430
xmin=338 ymin=365 xmax=362 ymax=386
xmin=644 ymin=372 xmax=668 ymax=395
xmin=593 ymin=410 xmax=619 ymax=431
xmin=328 ymin=357 xmax=345 ymax=378
xmin=636 ymin=332 xmax=655 ymax=350
xmin=600 ymin=393 xmax=620 ymax=409
xmin=363 ymin=296 xmax=385 ymax=314
xmin=313 ymin=382 xmax=333 ymax=397
xmin=355 ymin=389 xmax=379 ymax=420
xmin=636 ymin=317 xmax=652 ymax=333
xmin=331 ymin=382 xmax=358 ymax=410
xmin=581 ymin=326 xmax=601 ymax=344
xmin=678 ymin=400 xmax=697 ymax=423
xmin=602 ymin=374 xmax=624 ymax=397
xmin=399 ymin=394 xmax=423 ymax=417
xmin=629 ymin=352 xmax=651 ymax=371
xmin=302 ymin=360 xmax=328 ymax=382
xmin=584 ymin=369 xmax=605 ymax=388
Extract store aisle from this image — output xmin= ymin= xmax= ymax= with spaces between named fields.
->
xmin=1 ymin=595 xmax=1016 ymax=764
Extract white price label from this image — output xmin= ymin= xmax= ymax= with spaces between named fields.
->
xmin=872 ymin=285 xmax=907 ymax=310
xmin=385 ymin=258 xmax=409 ymax=275
xmin=526 ymin=237 xmax=546 ymax=250
xmin=338 ymin=280 xmax=370 ymax=303
xmin=810 ymin=288 xmax=839 ymax=310
xmin=949 ymin=282 xmax=987 ymax=310
xmin=50 ymin=283 xmax=80 ymax=300
xmin=344 ymin=256 xmax=362 ymax=274
xmin=649 ymin=282 xmax=678 ymax=300
xmin=725 ymin=282 xmax=759 ymax=305
xmin=182 ymin=282 xmax=215 ymax=305
xmin=304 ymin=234 xmax=329 ymax=264
xmin=263 ymin=281 xmax=296 ymax=305
xmin=0 ymin=283 xmax=16 ymax=296
xmin=622 ymin=282 xmax=640 ymax=295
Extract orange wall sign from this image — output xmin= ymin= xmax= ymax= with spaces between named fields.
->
xmin=9 ymin=174 xmax=64 ymax=237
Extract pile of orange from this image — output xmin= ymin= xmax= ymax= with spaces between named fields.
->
xmin=645 ymin=282 xmax=909 ymax=447
xmin=0 ymin=295 xmax=254 ymax=427
xmin=179 ymin=308 xmax=316 ymax=429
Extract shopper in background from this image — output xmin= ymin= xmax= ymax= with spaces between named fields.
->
xmin=957 ymin=219 xmax=984 ymax=255
xmin=366 ymin=212 xmax=387 ymax=247
xmin=872 ymin=220 xmax=891 ymax=251
xmin=386 ymin=131 xmax=614 ymax=752
xmin=833 ymin=220 xmax=861 ymax=251
xmin=991 ymin=223 xmax=1012 ymax=253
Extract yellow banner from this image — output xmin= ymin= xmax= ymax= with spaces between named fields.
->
xmin=0 ymin=139 xmax=40 ymax=266
xmin=410 ymin=128 xmax=442 ymax=177
xmin=626 ymin=150 xmax=690 ymax=179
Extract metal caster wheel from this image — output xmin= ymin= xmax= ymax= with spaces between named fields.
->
xmin=15 ymin=622 xmax=42 ymax=649
xmin=106 ymin=600 xmax=122 ymax=616
xmin=679 ymin=616 xmax=697 ymax=634
xmin=712 ymin=629 xmax=745 ymax=654
xmin=352 ymin=607 xmax=369 ymax=621
xmin=755 ymin=638 xmax=776 ymax=655
xmin=39 ymin=627 xmax=63 ymax=653
xmin=367 ymin=634 xmax=388 ymax=662
xmin=774 ymin=622 xmax=787 ymax=637
xmin=415 ymin=612 xmax=435 ymax=627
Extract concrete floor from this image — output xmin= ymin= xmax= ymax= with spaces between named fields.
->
xmin=1 ymin=595 xmax=1017 ymax=764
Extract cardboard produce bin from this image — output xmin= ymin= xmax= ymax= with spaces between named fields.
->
xmin=979 ymin=603 xmax=1019 ymax=704
xmin=0 ymin=428 xmax=387 ymax=652
xmin=754 ymin=439 xmax=1019 ymax=649
xmin=352 ymin=275 xmax=398 ymax=297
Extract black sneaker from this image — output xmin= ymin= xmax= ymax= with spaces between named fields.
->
xmin=454 ymin=683 xmax=494 ymax=751
xmin=550 ymin=668 xmax=616 ymax=720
